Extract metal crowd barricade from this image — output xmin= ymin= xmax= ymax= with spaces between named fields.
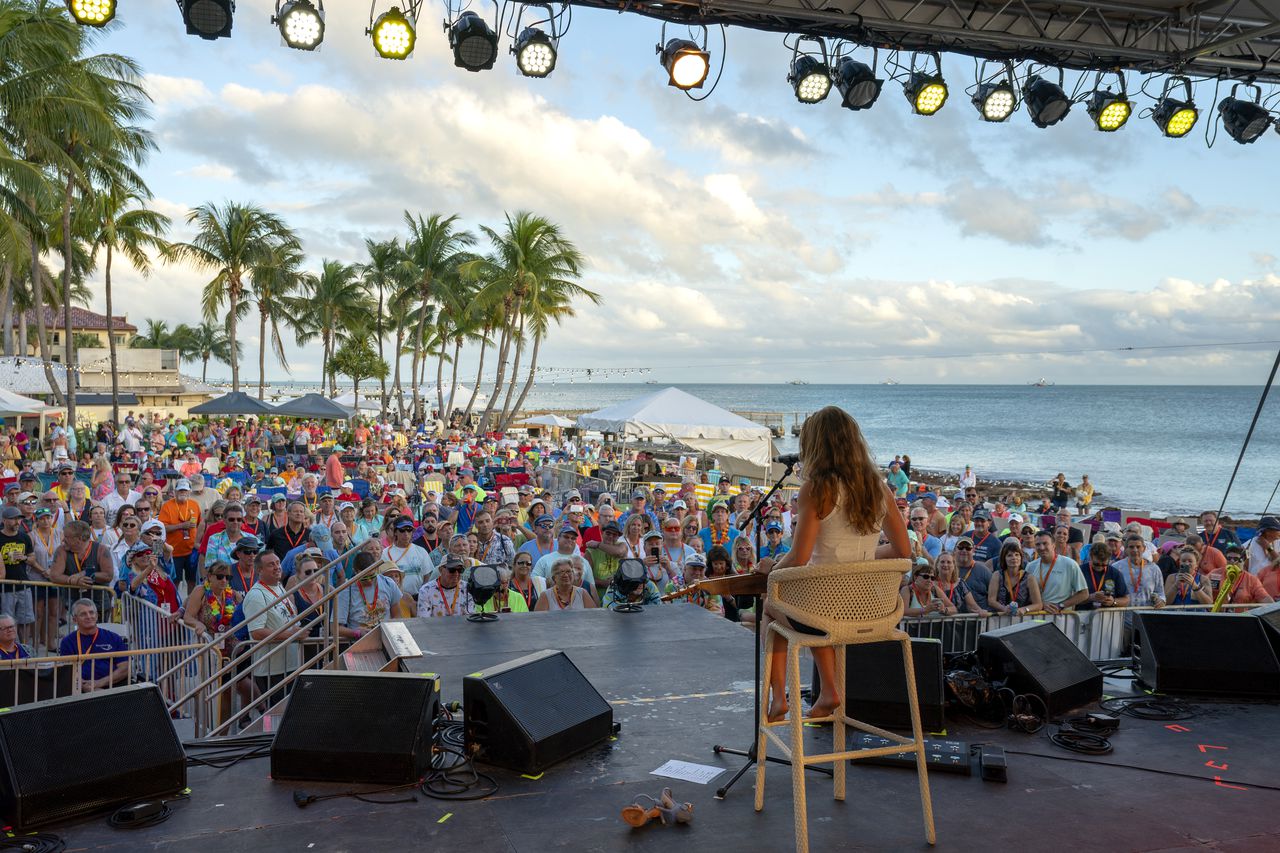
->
xmin=900 ymin=603 xmax=1263 ymax=665
xmin=0 ymin=579 xmax=118 ymax=656
xmin=0 ymin=643 xmax=217 ymax=713
xmin=544 ymin=464 xmax=611 ymax=503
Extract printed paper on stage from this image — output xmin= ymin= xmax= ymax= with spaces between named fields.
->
xmin=650 ymin=759 xmax=725 ymax=785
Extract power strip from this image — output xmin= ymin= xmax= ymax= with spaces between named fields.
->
xmin=850 ymin=732 xmax=972 ymax=775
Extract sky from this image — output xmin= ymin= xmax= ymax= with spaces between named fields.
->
xmin=85 ymin=0 xmax=1280 ymax=386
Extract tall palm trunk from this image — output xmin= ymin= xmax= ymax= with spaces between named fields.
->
xmin=201 ymin=355 xmax=209 ymax=383
xmin=227 ymin=276 xmax=241 ymax=392
xmin=104 ymin=243 xmax=120 ymax=424
xmin=29 ymin=235 xmax=64 ymax=404
xmin=409 ymin=342 xmax=421 ymax=420
xmin=445 ymin=337 xmax=462 ymax=416
xmin=462 ymin=330 xmax=490 ymax=420
xmin=1 ymin=263 xmax=13 ymax=356
xmin=479 ymin=297 xmax=521 ymax=432
xmin=497 ymin=325 xmax=525 ymax=430
xmin=257 ymin=305 xmax=268 ymax=399
xmin=61 ymin=172 xmax=76 ymax=428
xmin=391 ymin=324 xmax=405 ymax=420
xmin=505 ymin=334 xmax=543 ymax=430
xmin=18 ymin=311 xmax=28 ymax=356
xmin=434 ymin=341 xmax=446 ymax=420
xmin=375 ymin=282 xmax=387 ymax=417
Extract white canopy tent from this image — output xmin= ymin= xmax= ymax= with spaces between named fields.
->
xmin=0 ymin=388 xmax=52 ymax=418
xmin=332 ymin=391 xmax=381 ymax=412
xmin=576 ymin=387 xmax=775 ymax=476
xmin=517 ymin=414 xmax=574 ymax=429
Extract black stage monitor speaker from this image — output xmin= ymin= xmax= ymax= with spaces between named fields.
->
xmin=1252 ymin=601 xmax=1280 ymax=658
xmin=271 ymin=670 xmax=440 ymax=784
xmin=977 ymin=621 xmax=1103 ymax=717
xmin=464 ymin=650 xmax=613 ymax=774
xmin=1135 ymin=611 xmax=1280 ymax=698
xmin=811 ymin=638 xmax=945 ymax=731
xmin=0 ymin=683 xmax=186 ymax=829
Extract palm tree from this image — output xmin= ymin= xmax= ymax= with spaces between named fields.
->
xmin=248 ymin=241 xmax=305 ymax=398
xmin=401 ymin=212 xmax=475 ymax=421
xmin=87 ymin=188 xmax=170 ymax=423
xmin=462 ymin=212 xmax=587 ymax=431
xmin=130 ymin=318 xmax=173 ymax=349
xmin=503 ymin=278 xmax=597 ymax=429
xmin=356 ymin=237 xmax=403 ymax=416
xmin=164 ymin=202 xmax=299 ymax=392
xmin=176 ymin=320 xmax=236 ymax=382
xmin=293 ymin=259 xmax=368 ymax=395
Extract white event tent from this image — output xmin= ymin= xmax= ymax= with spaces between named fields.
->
xmin=576 ymin=387 xmax=775 ymax=476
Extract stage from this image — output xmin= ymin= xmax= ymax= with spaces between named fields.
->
xmin=48 ymin=606 xmax=1280 ymax=851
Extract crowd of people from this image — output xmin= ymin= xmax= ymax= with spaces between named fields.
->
xmin=0 ymin=409 xmax=1274 ymax=704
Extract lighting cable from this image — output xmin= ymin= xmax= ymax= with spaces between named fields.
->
xmin=1099 ymin=695 xmax=1198 ymax=721
xmin=422 ymin=717 xmax=499 ymax=801
xmin=1002 ymin=748 xmax=1280 ymax=792
xmin=1214 ymin=344 xmax=1280 ymax=520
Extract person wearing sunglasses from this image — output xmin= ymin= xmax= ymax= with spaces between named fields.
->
xmin=901 ymin=564 xmax=956 ymax=617
xmin=100 ymin=472 xmax=138 ymax=526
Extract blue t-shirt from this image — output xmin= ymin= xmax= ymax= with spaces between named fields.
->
xmin=1079 ymin=564 xmax=1130 ymax=609
xmin=698 ymin=527 xmax=741 ymax=552
xmin=759 ymin=542 xmax=790 ymax=560
xmin=58 ymin=628 xmax=128 ymax=681
xmin=518 ymin=539 xmax=556 ymax=564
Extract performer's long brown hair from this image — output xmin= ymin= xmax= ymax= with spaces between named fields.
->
xmin=798 ymin=405 xmax=886 ymax=534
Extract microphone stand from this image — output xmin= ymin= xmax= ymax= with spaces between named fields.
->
xmin=712 ymin=460 xmax=830 ymax=799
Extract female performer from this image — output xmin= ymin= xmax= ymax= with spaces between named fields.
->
xmin=755 ymin=406 xmax=909 ymax=722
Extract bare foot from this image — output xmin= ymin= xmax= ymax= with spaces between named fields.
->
xmin=808 ymin=693 xmax=842 ymax=720
xmin=767 ymin=693 xmax=789 ymax=723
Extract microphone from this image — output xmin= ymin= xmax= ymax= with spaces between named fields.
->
xmin=773 ymin=453 xmax=801 ymax=466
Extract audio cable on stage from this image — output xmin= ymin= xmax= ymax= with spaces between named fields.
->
xmin=108 ymin=792 xmax=190 ymax=829
xmin=0 ymin=834 xmax=65 ymax=852
xmin=1099 ymin=696 xmax=1198 ymax=721
xmin=421 ymin=716 xmax=499 ymax=802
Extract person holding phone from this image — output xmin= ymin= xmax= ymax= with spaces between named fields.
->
xmin=1165 ymin=547 xmax=1212 ymax=606
xmin=901 ymin=564 xmax=956 ymax=616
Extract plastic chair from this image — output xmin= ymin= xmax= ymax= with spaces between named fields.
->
xmin=755 ymin=558 xmax=934 ymax=852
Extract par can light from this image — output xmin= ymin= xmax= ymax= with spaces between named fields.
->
xmin=904 ymin=72 xmax=947 ymax=115
xmin=513 ymin=27 xmax=556 ymax=78
xmin=1022 ymin=73 xmax=1071 ymax=128
xmin=370 ymin=6 xmax=415 ymax=59
xmin=275 ymin=0 xmax=323 ymax=51
xmin=789 ymin=54 xmax=831 ymax=104
xmin=1217 ymin=83 xmax=1272 ymax=144
xmin=450 ymin=11 xmax=499 ymax=72
xmin=183 ymin=0 xmax=234 ymax=40
xmin=1152 ymin=77 xmax=1198 ymax=139
xmin=65 ymin=0 xmax=114 ymax=26
xmin=1086 ymin=90 xmax=1132 ymax=132
xmin=833 ymin=56 xmax=882 ymax=111
xmin=659 ymin=38 xmax=709 ymax=90
xmin=973 ymin=81 xmax=1015 ymax=122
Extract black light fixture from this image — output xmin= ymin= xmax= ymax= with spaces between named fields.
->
xmin=610 ymin=559 xmax=648 ymax=613
xmin=832 ymin=47 xmax=883 ymax=111
xmin=902 ymin=52 xmax=947 ymax=116
xmin=787 ymin=37 xmax=831 ymax=104
xmin=1085 ymin=70 xmax=1133 ymax=132
xmin=369 ymin=5 xmax=415 ymax=59
xmin=657 ymin=25 xmax=710 ymax=91
xmin=972 ymin=61 xmax=1016 ymax=122
xmin=65 ymin=0 xmax=115 ymax=26
xmin=1151 ymin=76 xmax=1199 ymax=139
xmin=513 ymin=27 xmax=556 ymax=77
xmin=1022 ymin=68 xmax=1072 ymax=128
xmin=274 ymin=0 xmax=323 ymax=51
xmin=181 ymin=0 xmax=235 ymax=40
xmin=1217 ymin=82 xmax=1273 ymax=144
xmin=467 ymin=563 xmax=502 ymax=622
xmin=449 ymin=10 xmax=498 ymax=72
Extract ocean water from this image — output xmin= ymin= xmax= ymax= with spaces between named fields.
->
xmin=512 ymin=383 xmax=1280 ymax=516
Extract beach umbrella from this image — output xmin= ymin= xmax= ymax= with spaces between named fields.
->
xmin=188 ymin=392 xmax=277 ymax=416
xmin=517 ymin=413 xmax=574 ymax=429
xmin=273 ymin=393 xmax=354 ymax=420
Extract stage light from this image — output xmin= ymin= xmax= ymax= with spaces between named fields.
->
xmin=513 ymin=27 xmax=556 ymax=77
xmin=449 ymin=11 xmax=498 ymax=72
xmin=789 ymin=55 xmax=831 ymax=104
xmin=65 ymin=0 xmax=114 ymax=26
xmin=659 ymin=38 xmax=709 ymax=90
xmin=1022 ymin=71 xmax=1071 ymax=128
xmin=1085 ymin=72 xmax=1132 ymax=132
xmin=833 ymin=55 xmax=883 ymax=111
xmin=973 ymin=82 xmax=1015 ymax=122
xmin=1151 ymin=77 xmax=1198 ymax=139
xmin=1217 ymin=83 xmax=1273 ymax=144
xmin=467 ymin=564 xmax=502 ymax=622
xmin=611 ymin=559 xmax=648 ymax=613
xmin=369 ymin=6 xmax=414 ymax=59
xmin=182 ymin=0 xmax=234 ymax=40
xmin=274 ymin=0 xmax=323 ymax=51
xmin=902 ymin=52 xmax=947 ymax=116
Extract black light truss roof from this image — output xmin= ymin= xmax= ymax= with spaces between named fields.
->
xmin=575 ymin=0 xmax=1280 ymax=83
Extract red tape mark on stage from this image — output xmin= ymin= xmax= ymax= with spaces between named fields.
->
xmin=1197 ymin=744 xmax=1227 ymax=752
xmin=1165 ymin=724 xmax=1190 ymax=733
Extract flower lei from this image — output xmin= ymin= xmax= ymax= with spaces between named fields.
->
xmin=204 ymin=583 xmax=236 ymax=631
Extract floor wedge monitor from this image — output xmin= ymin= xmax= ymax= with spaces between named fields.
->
xmin=1135 ymin=611 xmax=1280 ymax=698
xmin=464 ymin=650 xmax=613 ymax=774
xmin=811 ymin=637 xmax=945 ymax=731
xmin=977 ymin=621 xmax=1103 ymax=716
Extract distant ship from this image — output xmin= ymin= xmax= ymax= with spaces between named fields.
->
xmin=881 ymin=379 xmax=900 ymax=385
xmin=787 ymin=379 xmax=810 ymax=385
xmin=1030 ymin=378 xmax=1055 ymax=387
xmin=645 ymin=380 xmax=658 ymax=385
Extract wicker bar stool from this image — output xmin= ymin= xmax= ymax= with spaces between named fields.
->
xmin=754 ymin=558 xmax=936 ymax=852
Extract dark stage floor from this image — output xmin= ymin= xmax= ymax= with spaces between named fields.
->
xmin=47 ymin=606 xmax=1280 ymax=851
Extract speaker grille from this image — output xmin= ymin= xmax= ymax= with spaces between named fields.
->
xmin=486 ymin=655 xmax=611 ymax=741
xmin=0 ymin=684 xmax=185 ymax=828
xmin=271 ymin=672 xmax=436 ymax=783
